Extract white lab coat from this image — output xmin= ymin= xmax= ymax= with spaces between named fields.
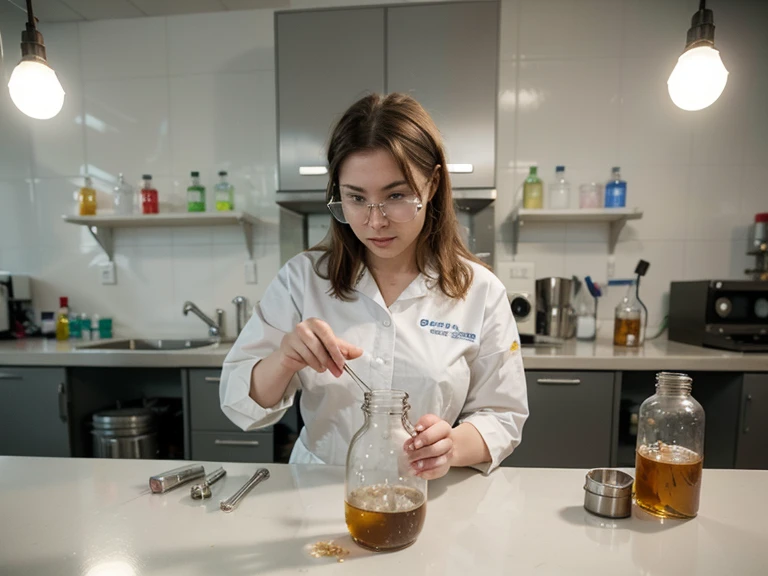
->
xmin=220 ymin=250 xmax=528 ymax=473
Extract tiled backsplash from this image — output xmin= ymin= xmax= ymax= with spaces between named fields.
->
xmin=0 ymin=0 xmax=766 ymax=337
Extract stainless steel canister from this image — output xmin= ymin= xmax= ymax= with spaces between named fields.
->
xmin=583 ymin=468 xmax=634 ymax=519
xmin=536 ymin=277 xmax=577 ymax=339
xmin=92 ymin=408 xmax=158 ymax=459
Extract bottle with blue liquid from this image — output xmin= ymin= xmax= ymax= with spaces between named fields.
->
xmin=604 ymin=166 xmax=627 ymax=208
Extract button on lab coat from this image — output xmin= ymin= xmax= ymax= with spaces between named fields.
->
xmin=220 ymin=251 xmax=529 ymax=473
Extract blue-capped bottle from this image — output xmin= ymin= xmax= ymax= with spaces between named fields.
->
xmin=604 ymin=166 xmax=627 ymax=208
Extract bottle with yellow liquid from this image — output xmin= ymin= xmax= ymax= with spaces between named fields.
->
xmin=522 ymin=166 xmax=543 ymax=209
xmin=56 ymin=297 xmax=70 ymax=341
xmin=78 ymin=176 xmax=97 ymax=216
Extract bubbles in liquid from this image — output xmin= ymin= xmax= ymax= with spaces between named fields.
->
xmin=347 ymin=483 xmax=423 ymax=513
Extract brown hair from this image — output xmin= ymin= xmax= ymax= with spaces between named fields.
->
xmin=313 ymin=93 xmax=488 ymax=300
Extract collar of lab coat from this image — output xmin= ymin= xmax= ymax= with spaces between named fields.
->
xmin=354 ymin=266 xmax=432 ymax=308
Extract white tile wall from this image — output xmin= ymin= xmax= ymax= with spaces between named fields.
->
xmin=0 ymin=0 xmax=766 ymax=339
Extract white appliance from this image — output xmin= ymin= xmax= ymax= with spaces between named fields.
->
xmin=495 ymin=262 xmax=536 ymax=336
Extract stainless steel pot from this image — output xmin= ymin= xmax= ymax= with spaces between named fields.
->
xmin=536 ymin=277 xmax=577 ymax=339
xmin=92 ymin=408 xmax=158 ymax=459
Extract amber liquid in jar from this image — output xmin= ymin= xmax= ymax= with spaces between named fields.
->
xmin=635 ymin=442 xmax=703 ymax=519
xmin=614 ymin=317 xmax=642 ymax=346
xmin=345 ymin=484 xmax=426 ymax=551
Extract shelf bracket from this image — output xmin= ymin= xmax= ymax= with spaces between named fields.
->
xmin=87 ymin=225 xmax=114 ymax=262
xmin=239 ymin=218 xmax=254 ymax=261
xmin=608 ymin=218 xmax=627 ymax=256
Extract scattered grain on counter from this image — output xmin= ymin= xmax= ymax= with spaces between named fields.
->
xmin=309 ymin=541 xmax=350 ymax=563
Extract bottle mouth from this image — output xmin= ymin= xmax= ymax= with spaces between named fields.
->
xmin=655 ymin=371 xmax=692 ymax=393
xmin=363 ymin=389 xmax=410 ymax=413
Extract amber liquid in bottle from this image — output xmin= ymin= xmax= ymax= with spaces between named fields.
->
xmin=634 ymin=442 xmax=703 ymax=519
xmin=345 ymin=484 xmax=426 ymax=551
xmin=614 ymin=317 xmax=642 ymax=346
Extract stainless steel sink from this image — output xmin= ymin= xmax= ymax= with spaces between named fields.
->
xmin=77 ymin=338 xmax=225 ymax=351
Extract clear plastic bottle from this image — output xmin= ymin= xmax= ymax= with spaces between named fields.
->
xmin=140 ymin=174 xmax=159 ymax=214
xmin=346 ymin=390 xmax=427 ymax=552
xmin=113 ymin=173 xmax=134 ymax=215
xmin=604 ymin=166 xmax=627 ymax=208
xmin=214 ymin=170 xmax=235 ymax=211
xmin=613 ymin=281 xmax=643 ymax=346
xmin=635 ymin=372 xmax=705 ymax=519
xmin=55 ymin=297 xmax=70 ymax=341
xmin=187 ymin=171 xmax=206 ymax=212
xmin=522 ymin=166 xmax=543 ymax=209
xmin=78 ymin=176 xmax=97 ymax=216
xmin=548 ymin=165 xmax=571 ymax=209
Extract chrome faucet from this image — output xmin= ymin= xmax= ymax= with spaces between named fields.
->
xmin=232 ymin=296 xmax=248 ymax=335
xmin=182 ymin=301 xmax=224 ymax=338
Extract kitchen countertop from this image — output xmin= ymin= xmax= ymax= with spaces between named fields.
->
xmin=0 ymin=336 xmax=767 ymax=371
xmin=0 ymin=457 xmax=765 ymax=575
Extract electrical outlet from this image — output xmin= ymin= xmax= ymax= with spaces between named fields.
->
xmin=100 ymin=262 xmax=116 ymax=285
xmin=244 ymin=260 xmax=258 ymax=285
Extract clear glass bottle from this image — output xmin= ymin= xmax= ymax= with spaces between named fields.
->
xmin=140 ymin=174 xmax=159 ymax=214
xmin=78 ymin=176 xmax=97 ymax=216
xmin=522 ymin=166 xmax=543 ymax=209
xmin=214 ymin=170 xmax=235 ymax=211
xmin=634 ymin=372 xmax=705 ymax=519
xmin=113 ymin=173 xmax=134 ymax=215
xmin=187 ymin=171 xmax=206 ymax=212
xmin=345 ymin=390 xmax=427 ymax=552
xmin=548 ymin=165 xmax=570 ymax=209
xmin=613 ymin=281 xmax=643 ymax=347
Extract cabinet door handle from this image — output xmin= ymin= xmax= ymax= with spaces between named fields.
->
xmin=58 ymin=383 xmax=68 ymax=423
xmin=742 ymin=394 xmax=753 ymax=434
xmin=0 ymin=373 xmax=22 ymax=380
xmin=204 ymin=377 xmax=221 ymax=383
xmin=214 ymin=439 xmax=260 ymax=447
xmin=537 ymin=378 xmax=582 ymax=385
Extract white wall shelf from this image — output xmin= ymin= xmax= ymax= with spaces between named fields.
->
xmin=62 ymin=212 xmax=259 ymax=261
xmin=511 ymin=207 xmax=643 ymax=256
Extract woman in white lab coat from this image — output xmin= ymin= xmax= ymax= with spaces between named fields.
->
xmin=220 ymin=93 xmax=528 ymax=478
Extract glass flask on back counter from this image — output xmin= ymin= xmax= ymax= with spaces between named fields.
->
xmin=345 ymin=389 xmax=427 ymax=552
xmin=634 ymin=372 xmax=705 ymax=519
xmin=613 ymin=280 xmax=644 ymax=347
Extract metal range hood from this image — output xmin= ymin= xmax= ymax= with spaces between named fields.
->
xmin=276 ymin=188 xmax=497 ymax=215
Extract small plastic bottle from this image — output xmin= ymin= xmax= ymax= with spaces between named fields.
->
xmin=56 ymin=297 xmax=70 ymax=341
xmin=214 ymin=171 xmax=235 ymax=211
xmin=78 ymin=177 xmax=97 ymax=216
xmin=187 ymin=171 xmax=206 ymax=212
xmin=604 ymin=166 xmax=627 ymax=208
xmin=548 ymin=165 xmax=570 ymax=209
xmin=522 ymin=166 xmax=543 ymax=209
xmin=113 ymin=173 xmax=134 ymax=215
xmin=140 ymin=174 xmax=159 ymax=214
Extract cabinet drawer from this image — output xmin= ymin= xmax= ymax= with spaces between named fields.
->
xmin=188 ymin=369 xmax=241 ymax=432
xmin=503 ymin=371 xmax=615 ymax=468
xmin=191 ymin=431 xmax=273 ymax=463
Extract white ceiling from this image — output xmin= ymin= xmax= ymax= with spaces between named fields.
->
xmin=1 ymin=0 xmax=289 ymax=22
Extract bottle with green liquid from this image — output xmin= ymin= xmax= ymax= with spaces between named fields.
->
xmin=187 ymin=171 xmax=206 ymax=212
xmin=214 ymin=170 xmax=235 ymax=211
xmin=523 ymin=166 xmax=543 ymax=209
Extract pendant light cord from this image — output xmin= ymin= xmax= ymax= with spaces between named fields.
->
xmin=26 ymin=0 xmax=35 ymax=26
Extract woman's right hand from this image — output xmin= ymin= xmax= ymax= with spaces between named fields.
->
xmin=279 ymin=318 xmax=363 ymax=378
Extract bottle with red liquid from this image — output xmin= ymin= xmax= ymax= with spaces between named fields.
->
xmin=141 ymin=174 xmax=159 ymax=214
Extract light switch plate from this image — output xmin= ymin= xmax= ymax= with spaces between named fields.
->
xmin=244 ymin=260 xmax=258 ymax=285
xmin=100 ymin=262 xmax=116 ymax=285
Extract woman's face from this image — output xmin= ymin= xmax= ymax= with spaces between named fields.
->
xmin=337 ymin=148 xmax=432 ymax=266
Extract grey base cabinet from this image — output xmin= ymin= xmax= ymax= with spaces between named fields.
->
xmin=502 ymin=371 xmax=615 ymax=468
xmin=0 ymin=367 xmax=70 ymax=457
xmin=188 ymin=369 xmax=274 ymax=463
xmin=736 ymin=373 xmax=768 ymax=469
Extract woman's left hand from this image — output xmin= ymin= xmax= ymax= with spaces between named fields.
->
xmin=404 ymin=414 xmax=454 ymax=480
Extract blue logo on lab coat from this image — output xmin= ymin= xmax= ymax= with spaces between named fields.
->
xmin=419 ymin=318 xmax=476 ymax=342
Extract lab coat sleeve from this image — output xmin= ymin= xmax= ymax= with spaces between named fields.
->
xmin=219 ymin=257 xmax=306 ymax=431
xmin=459 ymin=282 xmax=529 ymax=474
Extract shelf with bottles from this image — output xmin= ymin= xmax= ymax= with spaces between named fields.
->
xmin=510 ymin=207 xmax=643 ymax=256
xmin=62 ymin=211 xmax=261 ymax=261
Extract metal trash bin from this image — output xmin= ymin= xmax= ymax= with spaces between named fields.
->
xmin=92 ymin=408 xmax=158 ymax=459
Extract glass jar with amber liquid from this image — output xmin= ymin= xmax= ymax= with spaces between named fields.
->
xmin=345 ymin=390 xmax=427 ymax=551
xmin=614 ymin=281 xmax=643 ymax=346
xmin=634 ymin=372 xmax=705 ymax=518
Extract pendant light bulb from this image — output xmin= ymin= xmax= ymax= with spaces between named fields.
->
xmin=7 ymin=0 xmax=66 ymax=120
xmin=667 ymin=0 xmax=728 ymax=112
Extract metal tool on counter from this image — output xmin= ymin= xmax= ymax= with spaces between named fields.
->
xmin=220 ymin=468 xmax=270 ymax=512
xmin=583 ymin=468 xmax=634 ymax=519
xmin=149 ymin=464 xmax=205 ymax=494
xmin=190 ymin=467 xmax=227 ymax=500
xmin=344 ymin=363 xmax=371 ymax=394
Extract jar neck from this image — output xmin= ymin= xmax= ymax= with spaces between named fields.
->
xmin=362 ymin=390 xmax=410 ymax=416
xmin=656 ymin=372 xmax=692 ymax=396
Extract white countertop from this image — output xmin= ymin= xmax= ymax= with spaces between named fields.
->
xmin=0 ymin=458 xmax=765 ymax=575
xmin=1 ymin=336 xmax=766 ymax=371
